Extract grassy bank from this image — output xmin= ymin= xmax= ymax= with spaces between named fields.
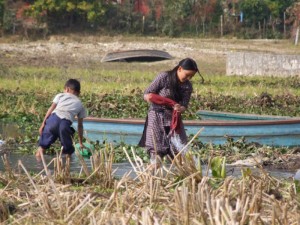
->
xmin=2 ymin=65 xmax=300 ymax=96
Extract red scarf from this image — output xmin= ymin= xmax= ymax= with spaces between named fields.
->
xmin=148 ymin=93 xmax=183 ymax=134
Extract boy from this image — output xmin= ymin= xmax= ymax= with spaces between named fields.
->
xmin=36 ymin=79 xmax=86 ymax=159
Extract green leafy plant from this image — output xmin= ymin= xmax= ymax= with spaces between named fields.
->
xmin=210 ymin=156 xmax=226 ymax=178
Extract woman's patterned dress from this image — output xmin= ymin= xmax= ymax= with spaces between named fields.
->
xmin=138 ymin=72 xmax=193 ymax=158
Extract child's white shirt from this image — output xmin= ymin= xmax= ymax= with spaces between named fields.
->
xmin=52 ymin=93 xmax=86 ymax=122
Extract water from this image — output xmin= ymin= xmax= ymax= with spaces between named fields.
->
xmin=0 ymin=122 xmax=299 ymax=180
xmin=0 ymin=122 xmax=134 ymax=178
xmin=0 ymin=152 xmax=136 ymax=178
xmin=226 ymin=165 xmax=298 ymax=180
xmin=0 ymin=152 xmax=299 ymax=180
xmin=295 ymin=170 xmax=300 ymax=180
xmin=0 ymin=123 xmax=20 ymax=139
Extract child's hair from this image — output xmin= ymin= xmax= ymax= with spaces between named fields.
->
xmin=65 ymin=79 xmax=81 ymax=93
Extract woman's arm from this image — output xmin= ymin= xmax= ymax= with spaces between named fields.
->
xmin=143 ymin=73 xmax=167 ymax=101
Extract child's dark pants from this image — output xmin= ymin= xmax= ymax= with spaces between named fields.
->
xmin=39 ymin=113 xmax=75 ymax=154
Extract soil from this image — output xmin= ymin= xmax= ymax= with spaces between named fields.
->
xmin=1 ymin=35 xmax=299 ymax=75
xmin=263 ymin=154 xmax=300 ymax=171
xmin=229 ymin=152 xmax=300 ymax=171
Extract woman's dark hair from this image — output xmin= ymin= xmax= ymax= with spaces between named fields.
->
xmin=178 ymin=58 xmax=199 ymax=71
xmin=167 ymin=58 xmax=199 ymax=102
xmin=65 ymin=79 xmax=81 ymax=93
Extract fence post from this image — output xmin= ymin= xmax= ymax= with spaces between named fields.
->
xmin=142 ymin=15 xmax=145 ymax=33
xmin=220 ymin=15 xmax=223 ymax=37
xmin=283 ymin=12 xmax=286 ymax=38
xmin=295 ymin=26 xmax=299 ymax=45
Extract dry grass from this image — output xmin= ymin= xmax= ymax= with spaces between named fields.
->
xmin=0 ymin=142 xmax=300 ymax=224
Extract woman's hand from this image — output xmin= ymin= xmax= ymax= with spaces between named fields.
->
xmin=174 ymin=104 xmax=186 ymax=113
xmin=144 ymin=94 xmax=150 ymax=102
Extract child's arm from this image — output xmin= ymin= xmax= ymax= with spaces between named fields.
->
xmin=77 ymin=118 xmax=84 ymax=148
xmin=39 ymin=103 xmax=57 ymax=135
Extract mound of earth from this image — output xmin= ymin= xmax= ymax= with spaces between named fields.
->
xmin=263 ymin=154 xmax=300 ymax=171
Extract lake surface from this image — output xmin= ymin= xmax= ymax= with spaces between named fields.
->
xmin=0 ymin=152 xmax=298 ymax=180
xmin=0 ymin=123 xmax=20 ymax=139
xmin=0 ymin=152 xmax=136 ymax=178
xmin=0 ymin=121 xmax=299 ymax=180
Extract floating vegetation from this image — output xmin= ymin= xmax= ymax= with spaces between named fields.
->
xmin=2 ymin=88 xmax=300 ymax=148
xmin=2 ymin=89 xmax=300 ymax=123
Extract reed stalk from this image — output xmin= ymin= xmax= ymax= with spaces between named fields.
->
xmin=17 ymin=160 xmax=39 ymax=193
xmin=74 ymin=146 xmax=90 ymax=177
xmin=1 ymin=154 xmax=14 ymax=179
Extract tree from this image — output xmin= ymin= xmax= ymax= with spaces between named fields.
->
xmin=190 ymin=0 xmax=220 ymax=35
xmin=159 ymin=0 xmax=190 ymax=36
xmin=286 ymin=2 xmax=300 ymax=39
xmin=0 ymin=0 xmax=4 ymax=31
xmin=265 ymin=0 xmax=296 ymax=33
xmin=240 ymin=0 xmax=270 ymax=27
xmin=29 ymin=0 xmax=108 ymax=30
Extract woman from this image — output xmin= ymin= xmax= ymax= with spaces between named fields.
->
xmin=139 ymin=58 xmax=200 ymax=167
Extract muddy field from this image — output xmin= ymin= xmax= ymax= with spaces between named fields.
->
xmin=1 ymin=35 xmax=299 ymax=75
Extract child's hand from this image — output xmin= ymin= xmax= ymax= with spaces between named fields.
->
xmin=79 ymin=142 xmax=85 ymax=149
xmin=39 ymin=124 xmax=45 ymax=135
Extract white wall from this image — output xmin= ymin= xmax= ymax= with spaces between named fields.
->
xmin=227 ymin=52 xmax=300 ymax=76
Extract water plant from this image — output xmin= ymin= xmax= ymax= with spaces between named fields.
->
xmin=210 ymin=156 xmax=226 ymax=178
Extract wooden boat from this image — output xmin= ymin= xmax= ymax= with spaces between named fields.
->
xmin=197 ymin=110 xmax=292 ymax=121
xmin=73 ymin=117 xmax=300 ymax=147
xmin=101 ymin=49 xmax=172 ymax=62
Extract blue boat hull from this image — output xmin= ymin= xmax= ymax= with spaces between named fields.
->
xmin=73 ymin=117 xmax=300 ymax=147
xmin=197 ymin=110 xmax=292 ymax=121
